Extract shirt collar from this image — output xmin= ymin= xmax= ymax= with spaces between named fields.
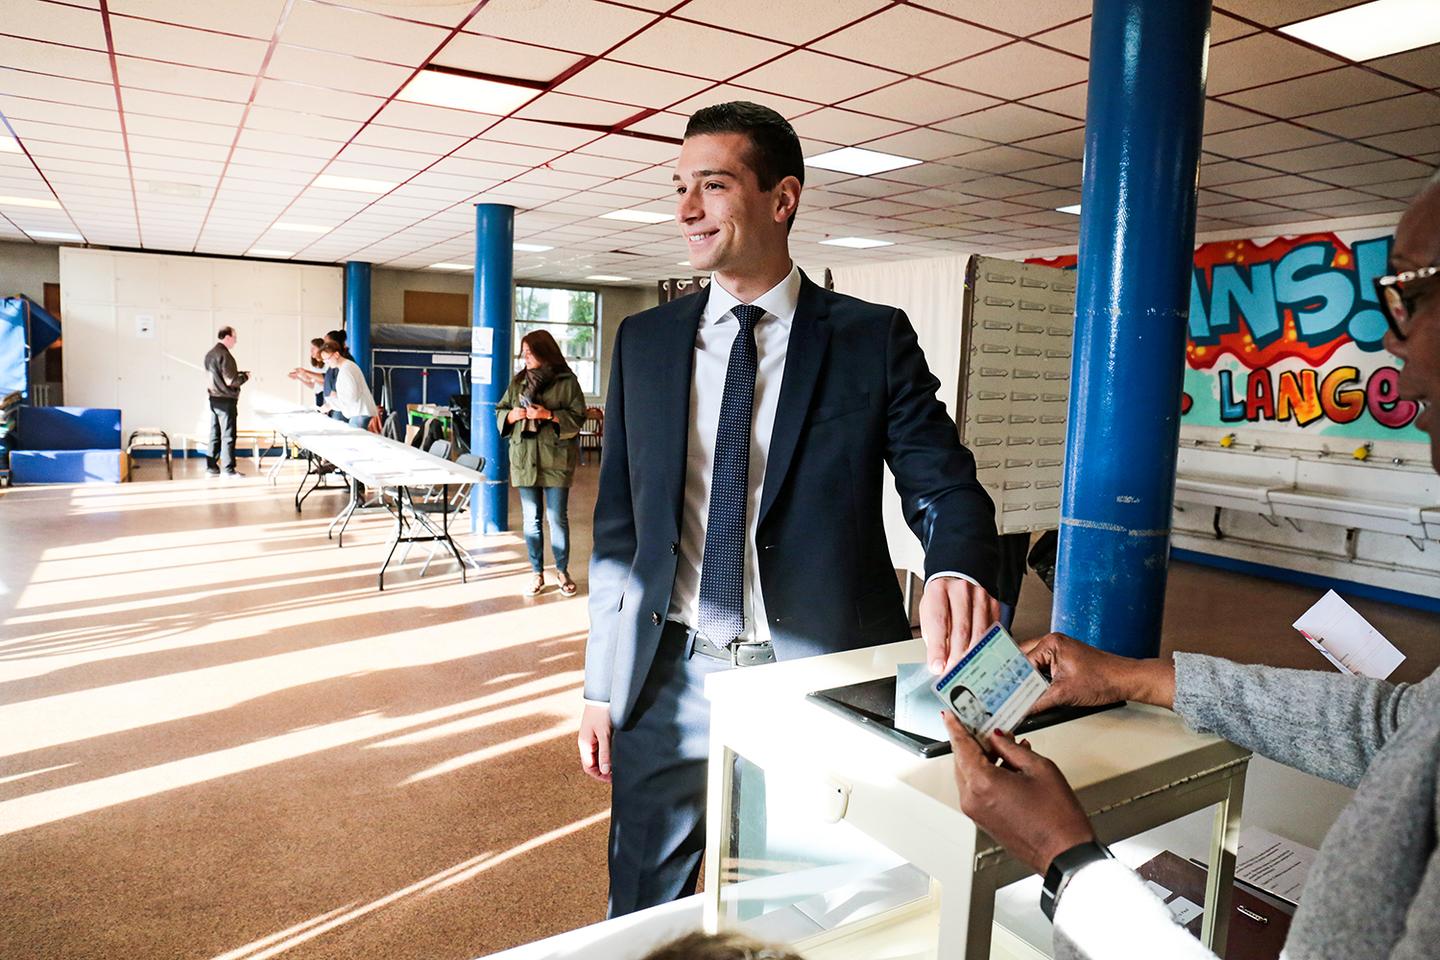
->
xmin=704 ymin=262 xmax=801 ymax=328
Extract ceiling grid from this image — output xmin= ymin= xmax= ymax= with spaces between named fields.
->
xmin=0 ymin=0 xmax=1433 ymax=281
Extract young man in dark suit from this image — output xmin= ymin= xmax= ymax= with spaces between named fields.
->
xmin=580 ymin=101 xmax=1001 ymax=916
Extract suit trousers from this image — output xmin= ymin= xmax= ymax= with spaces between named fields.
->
xmin=607 ymin=620 xmax=733 ymax=917
xmin=207 ymin=396 xmax=238 ymax=473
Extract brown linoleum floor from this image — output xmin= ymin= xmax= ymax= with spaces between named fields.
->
xmin=1 ymin=459 xmax=1436 ymax=959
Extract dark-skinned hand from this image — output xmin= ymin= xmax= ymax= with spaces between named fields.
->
xmin=943 ymin=711 xmax=1097 ymax=875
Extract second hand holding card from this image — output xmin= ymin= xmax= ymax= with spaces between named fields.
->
xmin=933 ymin=623 xmax=1049 ymax=740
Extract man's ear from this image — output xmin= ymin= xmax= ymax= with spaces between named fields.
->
xmin=774 ymin=175 xmax=802 ymax=225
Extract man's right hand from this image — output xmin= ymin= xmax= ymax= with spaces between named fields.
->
xmin=1022 ymin=632 xmax=1176 ymax=714
xmin=578 ymin=703 xmax=613 ymax=783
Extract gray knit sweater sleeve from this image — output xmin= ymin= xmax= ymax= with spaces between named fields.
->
xmin=1172 ymin=653 xmax=1426 ymax=789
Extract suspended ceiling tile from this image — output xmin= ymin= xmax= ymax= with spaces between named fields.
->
xmin=1260 ymin=140 xmax=1393 ymax=173
xmin=431 ymin=33 xmax=583 ymax=84
xmin=117 ymin=57 xmax=257 ymax=102
xmin=110 ymin=18 xmax=269 ymax=74
xmin=1362 ymin=176 xmax=1435 ymax=199
xmin=1203 ymin=121 xmax=1333 ymax=158
xmin=236 ymin=128 xmax=343 ymax=159
xmin=265 ymin=45 xmax=413 ymax=98
xmin=1212 ymin=174 xmax=1334 ymax=199
xmin=942 ymin=175 xmax=1046 ymax=200
xmin=0 ymin=73 xmax=116 ymax=110
xmin=609 ymin=19 xmax=789 ymax=78
xmin=1029 ymin=17 xmax=1089 ymax=57
xmin=1021 ymin=82 xmax=1086 ymax=120
xmin=946 ymin=144 xmax=1059 ymax=175
xmin=1311 ymin=198 xmax=1408 ymax=217
xmin=1017 ymin=128 xmax=1085 ymax=160
xmin=1211 ymin=0 xmax=1368 ymax=27
xmin=370 ymin=100 xmax=498 ymax=137
xmin=859 ymin=127 xmax=989 ymax=162
xmin=936 ymin=102 xmax=1081 ymax=143
xmin=513 ymin=93 xmax=642 ymax=127
xmin=350 ymin=124 xmax=466 ymax=155
xmin=911 ymin=0 xmax=1091 ymax=36
xmin=555 ymin=61 xmax=712 ymax=110
xmin=669 ymin=84 xmax=817 ymax=120
xmin=1221 ymin=68 xmax=1415 ymax=118
xmin=252 ymin=81 xmax=385 ymax=121
xmin=1363 ymin=127 xmax=1439 ymax=157
xmin=839 ymin=78 xmax=1000 ymax=127
xmin=247 ymin=106 xmax=366 ymax=142
xmin=620 ymin=111 xmax=689 ymax=140
xmin=791 ymin=108 xmax=909 ymax=145
xmin=281 ymin=0 xmax=449 ymax=62
xmin=1366 ymin=44 xmax=1440 ymax=88
xmin=813 ymin=6 xmax=1008 ymax=73
xmin=1198 ymin=159 xmax=1283 ymax=185
xmin=4 ymin=99 xmax=121 ymax=132
xmin=5 ymin=0 xmax=107 ymax=47
xmin=673 ymin=0 xmax=885 ymax=46
xmin=1206 ymin=34 xmax=1341 ymax=96
xmin=333 ymin=143 xmax=435 ymax=172
xmin=734 ymin=50 xmax=903 ymax=106
xmin=464 ymin=0 xmax=657 ymax=56
xmin=122 ymin=90 xmax=248 ymax=126
xmin=926 ymin=42 xmax=1089 ymax=99
xmin=0 ymin=37 xmax=114 ymax=83
xmin=577 ymin=134 xmax=679 ymax=164
xmin=1312 ymin=156 xmax=1435 ymax=187
xmin=1202 ymin=100 xmax=1271 ymax=134
xmin=478 ymin=118 xmax=597 ymax=151
xmin=6 ymin=118 xmax=124 ymax=150
xmin=1301 ymin=93 xmax=1440 ymax=139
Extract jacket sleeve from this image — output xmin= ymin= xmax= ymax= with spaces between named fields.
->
xmin=1053 ymin=859 xmax=1218 ymax=960
xmin=551 ymin=377 xmax=587 ymax=441
xmin=883 ymin=308 xmax=1000 ymax=595
xmin=222 ymin=349 xmax=248 ymax=388
xmin=1173 ymin=653 xmax=1436 ymax=788
xmin=584 ymin=322 xmax=636 ymax=706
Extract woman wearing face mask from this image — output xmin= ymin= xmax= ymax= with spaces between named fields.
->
xmin=497 ymin=330 xmax=587 ymax=597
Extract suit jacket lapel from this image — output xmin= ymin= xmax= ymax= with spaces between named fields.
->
xmin=758 ymin=275 xmax=831 ymax=529
xmin=658 ymin=286 xmax=707 ymax=534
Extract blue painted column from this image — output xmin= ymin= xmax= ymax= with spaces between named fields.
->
xmin=1052 ymin=0 xmax=1212 ymax=658
xmin=471 ymin=204 xmax=514 ymax=534
xmin=344 ymin=261 xmax=372 ymax=385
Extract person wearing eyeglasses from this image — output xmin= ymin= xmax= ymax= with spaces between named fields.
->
xmin=944 ymin=171 xmax=1440 ymax=960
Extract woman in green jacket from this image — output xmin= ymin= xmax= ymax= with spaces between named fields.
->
xmin=496 ymin=330 xmax=588 ymax=597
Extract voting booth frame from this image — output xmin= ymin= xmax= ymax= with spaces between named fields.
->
xmin=700 ymin=640 xmax=1251 ymax=960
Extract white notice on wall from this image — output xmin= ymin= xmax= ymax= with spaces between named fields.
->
xmin=1292 ymin=589 xmax=1405 ymax=679
xmin=472 ymin=327 xmax=494 ymax=356
xmin=470 ymin=364 xmax=492 ymax=386
xmin=135 ymin=314 xmax=156 ymax=338
xmin=1234 ymin=826 xmax=1316 ymax=905
xmin=432 ymin=353 xmax=469 ymax=365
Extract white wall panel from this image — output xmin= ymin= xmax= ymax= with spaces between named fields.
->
xmin=60 ymin=247 xmax=343 ymax=446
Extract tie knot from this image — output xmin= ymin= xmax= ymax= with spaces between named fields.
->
xmin=731 ymin=304 xmax=765 ymax=330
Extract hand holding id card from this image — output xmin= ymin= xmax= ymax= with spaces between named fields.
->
xmin=933 ymin=624 xmax=1049 ymax=740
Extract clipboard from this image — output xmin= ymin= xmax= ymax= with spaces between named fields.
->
xmin=806 ymin=674 xmax=1123 ymax=758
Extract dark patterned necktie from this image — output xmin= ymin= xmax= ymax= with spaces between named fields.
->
xmin=696 ymin=303 xmax=765 ymax=646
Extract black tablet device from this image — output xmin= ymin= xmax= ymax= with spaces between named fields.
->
xmin=806 ymin=675 xmax=1124 ymax=759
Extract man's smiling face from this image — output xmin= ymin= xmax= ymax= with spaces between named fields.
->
xmin=673 ymin=132 xmax=790 ymax=278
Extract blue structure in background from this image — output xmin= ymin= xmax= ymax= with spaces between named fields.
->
xmin=472 ymin=204 xmax=515 ymax=534
xmin=344 ymin=262 xmax=372 ymax=386
xmin=0 ymin=296 xmax=62 ymax=399
xmin=1053 ymin=0 xmax=1213 ymax=658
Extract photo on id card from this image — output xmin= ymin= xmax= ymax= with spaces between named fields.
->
xmin=932 ymin=624 xmax=1048 ymax=739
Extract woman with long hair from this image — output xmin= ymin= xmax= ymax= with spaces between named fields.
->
xmin=496 ymin=329 xmax=588 ymax=596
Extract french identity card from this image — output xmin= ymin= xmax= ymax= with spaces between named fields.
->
xmin=932 ymin=624 xmax=1048 ymax=739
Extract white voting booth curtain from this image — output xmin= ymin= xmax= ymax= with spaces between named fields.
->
xmin=829 ymin=255 xmax=972 ymax=578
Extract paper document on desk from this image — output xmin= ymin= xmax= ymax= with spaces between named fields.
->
xmin=1235 ymin=826 xmax=1315 ymax=905
xmin=1292 ymin=590 xmax=1404 ymax=679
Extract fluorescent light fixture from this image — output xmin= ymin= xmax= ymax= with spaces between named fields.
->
xmin=397 ymin=68 xmax=537 ymax=115
xmin=819 ymin=236 xmax=893 ymax=249
xmin=676 ymin=260 xmax=693 ymax=267
xmin=248 ymin=249 xmax=294 ymax=258
xmin=0 ymin=195 xmax=61 ymax=209
xmin=274 ymin=222 xmax=330 ymax=233
xmin=805 ymin=147 xmax=922 ymax=176
xmin=427 ymin=262 xmax=471 ymax=270
xmin=514 ymin=242 xmax=553 ymax=252
xmin=0 ymin=138 xmax=19 ymax=153
xmin=1056 ymin=204 xmax=1082 ymax=215
xmin=600 ymin=209 xmax=673 ymax=224
xmin=1279 ymin=0 xmax=1440 ymax=61
xmin=586 ymin=274 xmax=632 ymax=282
xmin=314 ymin=174 xmax=396 ymax=193
xmin=30 ymin=230 xmax=82 ymax=241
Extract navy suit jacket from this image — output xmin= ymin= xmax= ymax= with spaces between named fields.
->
xmin=586 ymin=273 xmax=999 ymax=727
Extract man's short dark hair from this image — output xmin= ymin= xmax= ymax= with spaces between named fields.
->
xmin=217 ymin=326 xmax=235 ymax=340
xmin=685 ymin=101 xmax=804 ymax=230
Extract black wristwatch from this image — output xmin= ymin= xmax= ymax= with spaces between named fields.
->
xmin=1040 ymin=840 xmax=1113 ymax=921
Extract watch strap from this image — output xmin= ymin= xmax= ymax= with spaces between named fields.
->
xmin=1041 ymin=840 xmax=1112 ymax=921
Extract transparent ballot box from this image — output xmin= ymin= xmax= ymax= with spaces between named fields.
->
xmin=702 ymin=640 xmax=1251 ymax=959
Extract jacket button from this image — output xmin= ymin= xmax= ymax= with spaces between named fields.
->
xmin=651 ymin=612 xmax=661 ymax=625
xmin=670 ymin=541 xmax=678 ymax=554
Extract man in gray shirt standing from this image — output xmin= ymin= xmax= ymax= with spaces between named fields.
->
xmin=204 ymin=326 xmax=248 ymax=478
xmin=946 ymin=171 xmax=1440 ymax=959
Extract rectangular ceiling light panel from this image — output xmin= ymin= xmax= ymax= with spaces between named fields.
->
xmin=398 ymin=69 xmax=538 ymax=115
xmin=819 ymin=236 xmax=894 ymax=248
xmin=314 ymin=174 xmax=398 ymax=193
xmin=1280 ymin=0 xmax=1440 ymax=61
xmin=600 ymin=209 xmax=674 ymax=223
xmin=806 ymin=146 xmax=922 ymax=176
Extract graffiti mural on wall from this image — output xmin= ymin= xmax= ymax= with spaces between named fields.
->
xmin=1028 ymin=230 xmax=1425 ymax=443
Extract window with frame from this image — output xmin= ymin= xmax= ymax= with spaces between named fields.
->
xmin=513 ymin=286 xmax=600 ymax=394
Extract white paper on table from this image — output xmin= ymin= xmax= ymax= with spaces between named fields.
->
xmin=1144 ymin=880 xmax=1173 ymax=901
xmin=1234 ymin=826 xmax=1315 ymax=906
xmin=1167 ymin=897 xmax=1203 ymax=925
xmin=1292 ymin=589 xmax=1405 ymax=679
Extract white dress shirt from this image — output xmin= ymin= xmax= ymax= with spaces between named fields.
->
xmin=667 ymin=265 xmax=801 ymax=644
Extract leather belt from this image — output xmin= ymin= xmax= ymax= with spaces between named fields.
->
xmin=689 ymin=629 xmax=776 ymax=667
